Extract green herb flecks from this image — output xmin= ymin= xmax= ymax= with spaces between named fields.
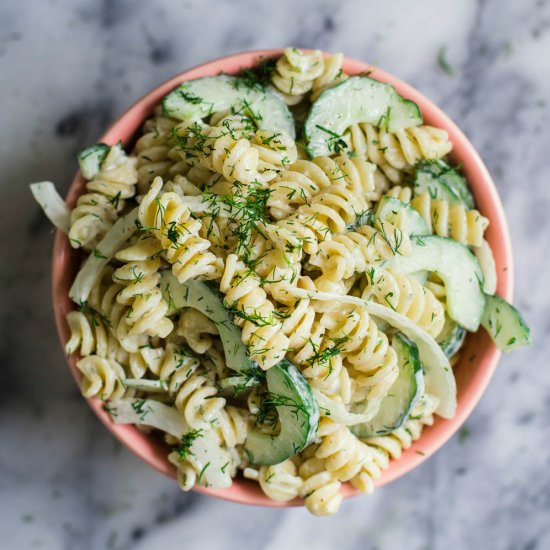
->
xmin=176 ymin=429 xmax=204 ymax=462
xmin=438 ymin=46 xmax=456 ymax=76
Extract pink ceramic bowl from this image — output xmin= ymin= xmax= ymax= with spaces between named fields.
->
xmin=52 ymin=49 xmax=513 ymax=507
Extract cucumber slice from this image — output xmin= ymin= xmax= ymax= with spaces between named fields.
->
xmin=389 ymin=236 xmax=485 ymax=331
xmin=481 ymin=294 xmax=531 ymax=352
xmin=436 ymin=317 xmax=466 ymax=358
xmin=414 ymin=160 xmax=475 ymax=208
xmin=376 ymin=196 xmax=430 ymax=237
xmin=304 ymin=76 xmax=422 ymax=157
xmin=162 ymin=75 xmax=295 ymax=137
xmin=414 ymin=164 xmax=462 ymax=205
xmin=418 ymin=160 xmax=474 ymax=209
xmin=351 ymin=333 xmax=425 ymax=437
xmin=245 ymin=359 xmax=319 ymax=465
xmin=78 ymin=143 xmax=110 ymax=180
xmin=159 ymin=271 xmax=257 ymax=375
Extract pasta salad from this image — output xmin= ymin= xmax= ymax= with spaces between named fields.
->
xmin=31 ymin=48 xmax=531 ymax=516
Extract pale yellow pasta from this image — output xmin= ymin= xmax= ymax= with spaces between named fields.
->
xmin=245 ymin=459 xmax=303 ymax=502
xmin=172 ymin=120 xmax=295 ymax=187
xmin=134 ymin=111 xmax=179 ymax=192
xmin=411 ymin=191 xmax=489 ymax=247
xmin=75 ymin=355 xmax=128 ymax=401
xmin=139 ymin=177 xmax=223 ymax=282
xmin=69 ymin=145 xmax=137 ymax=249
xmin=309 ymin=220 xmax=411 ymax=291
xmin=267 ymin=155 xmax=375 ymax=220
xmin=271 ymin=47 xmax=325 ymax=103
xmin=220 ymin=254 xmax=289 ymax=369
xmin=322 ymin=305 xmax=398 ymax=405
xmin=360 ymin=267 xmax=446 ymax=338
xmin=310 ymin=53 xmax=347 ymax=100
xmin=299 ymin=457 xmax=343 ymax=516
xmin=267 ymin=184 xmax=367 ymax=256
xmin=346 ymin=123 xmax=453 ymax=183
xmin=113 ymin=237 xmax=174 ymax=339
xmin=47 ymin=49 xmax=491 ymax=517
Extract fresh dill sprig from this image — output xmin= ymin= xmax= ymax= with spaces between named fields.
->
xmin=235 ymin=57 xmax=278 ymax=92
xmin=438 ymin=46 xmax=456 ymax=76
xmin=175 ymin=429 xmax=204 ymax=462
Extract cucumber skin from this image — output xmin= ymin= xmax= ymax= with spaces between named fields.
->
xmin=78 ymin=143 xmax=110 ymax=180
xmin=414 ymin=161 xmax=475 ymax=209
xmin=159 ymin=272 xmax=256 ymax=375
xmin=376 ymin=196 xmax=430 ymax=236
xmin=351 ymin=333 xmax=424 ymax=438
xmin=162 ymin=75 xmax=295 ymax=137
xmin=244 ymin=360 xmax=319 ymax=465
xmin=437 ymin=318 xmax=467 ymax=358
xmin=482 ymin=294 xmax=531 ymax=352
xmin=304 ymin=76 xmax=422 ymax=158
xmin=390 ymin=236 xmax=485 ymax=332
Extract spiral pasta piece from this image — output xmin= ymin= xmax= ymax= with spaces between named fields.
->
xmin=65 ymin=309 xmax=146 ymax=377
xmin=220 ymin=254 xmax=289 ymax=369
xmin=134 ymin=112 xmax=179 ymax=191
xmin=310 ymin=53 xmax=347 ymax=101
xmin=314 ymin=417 xmax=372 ymax=481
xmin=173 ymin=120 xmax=294 ymax=187
xmin=385 ymin=185 xmax=413 ymax=203
xmin=360 ymin=267 xmax=446 ymax=338
xmin=321 ymin=305 xmax=399 ymax=404
xmin=298 ymin=457 xmax=343 ymax=516
xmin=267 ymin=184 xmax=367 ymax=256
xmin=346 ymin=123 xmax=453 ymax=183
xmin=267 ymin=155 xmax=375 ymax=220
xmin=76 ymin=355 xmax=127 ymax=400
xmin=139 ymin=177 xmax=223 ymax=282
xmin=271 ymin=47 xmax=325 ymax=104
xmin=244 ymin=459 xmax=303 ymax=501
xmin=215 ymin=405 xmax=250 ymax=448
xmin=410 ymin=191 xmax=489 ymax=247
xmin=309 ymin=220 xmax=411 ymax=291
xmin=113 ymin=237 xmax=174 ymax=339
xmin=69 ymin=145 xmax=137 ymax=249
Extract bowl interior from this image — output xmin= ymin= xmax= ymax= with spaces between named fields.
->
xmin=52 ymin=49 xmax=513 ymax=507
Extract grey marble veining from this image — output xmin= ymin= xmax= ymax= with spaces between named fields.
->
xmin=1 ymin=0 xmax=549 ymax=548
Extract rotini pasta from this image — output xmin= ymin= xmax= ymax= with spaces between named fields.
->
xmin=69 ymin=145 xmax=137 ymax=249
xmin=271 ymin=48 xmax=325 ymax=104
xmin=267 ymin=155 xmax=375 ymax=220
xmin=346 ymin=123 xmax=453 ymax=183
xmin=360 ymin=267 xmax=446 ymax=338
xmin=138 ymin=177 xmax=223 ymax=282
xmin=220 ymin=254 xmax=289 ymax=369
xmin=410 ymin=191 xmax=489 ymax=247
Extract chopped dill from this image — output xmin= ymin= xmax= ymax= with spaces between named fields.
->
xmin=438 ymin=46 xmax=456 ymax=76
xmin=176 ymin=429 xmax=204 ymax=462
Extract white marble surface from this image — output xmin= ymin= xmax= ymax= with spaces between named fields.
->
xmin=1 ymin=0 xmax=548 ymax=548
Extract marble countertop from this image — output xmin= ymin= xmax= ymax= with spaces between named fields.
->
xmin=1 ymin=0 xmax=548 ymax=548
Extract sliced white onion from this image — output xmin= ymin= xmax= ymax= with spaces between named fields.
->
xmin=30 ymin=181 xmax=70 ymax=233
xmin=474 ymin=239 xmax=497 ymax=295
xmin=69 ymin=207 xmax=138 ymax=305
xmin=108 ymin=398 xmax=233 ymax=488
xmin=313 ymin=390 xmax=376 ymax=425
xmin=121 ymin=378 xmax=168 ymax=392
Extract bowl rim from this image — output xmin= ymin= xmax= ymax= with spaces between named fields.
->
xmin=51 ymin=48 xmax=514 ymax=507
